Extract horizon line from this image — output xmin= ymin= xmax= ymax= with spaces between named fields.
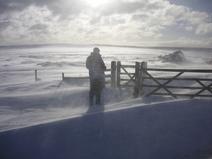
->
xmin=0 ymin=43 xmax=212 ymax=50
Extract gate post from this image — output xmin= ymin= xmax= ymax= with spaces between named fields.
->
xmin=140 ymin=62 xmax=147 ymax=96
xmin=35 ymin=70 xmax=38 ymax=81
xmin=134 ymin=62 xmax=141 ymax=97
xmin=111 ymin=61 xmax=117 ymax=88
xmin=62 ymin=72 xmax=65 ymax=80
xmin=117 ymin=61 xmax=121 ymax=88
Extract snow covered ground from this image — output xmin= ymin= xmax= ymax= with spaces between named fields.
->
xmin=0 ymin=44 xmax=212 ymax=132
xmin=0 ymin=44 xmax=212 ymax=158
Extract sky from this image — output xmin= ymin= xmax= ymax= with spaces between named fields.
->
xmin=0 ymin=0 xmax=212 ymax=48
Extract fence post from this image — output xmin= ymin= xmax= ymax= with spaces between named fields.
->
xmin=35 ymin=70 xmax=38 ymax=81
xmin=62 ymin=72 xmax=64 ymax=80
xmin=111 ymin=61 xmax=116 ymax=88
xmin=117 ymin=61 xmax=121 ymax=88
xmin=133 ymin=62 xmax=141 ymax=98
xmin=140 ymin=62 xmax=147 ymax=96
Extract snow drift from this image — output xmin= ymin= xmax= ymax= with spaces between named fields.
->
xmin=0 ymin=79 xmax=134 ymax=132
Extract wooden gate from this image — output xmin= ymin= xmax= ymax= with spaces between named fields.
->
xmin=140 ymin=63 xmax=212 ymax=98
xmin=116 ymin=61 xmax=142 ymax=97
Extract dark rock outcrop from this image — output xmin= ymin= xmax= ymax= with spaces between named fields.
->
xmin=158 ymin=50 xmax=186 ymax=63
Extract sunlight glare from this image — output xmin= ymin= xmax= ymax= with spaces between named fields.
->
xmin=84 ymin=0 xmax=112 ymax=7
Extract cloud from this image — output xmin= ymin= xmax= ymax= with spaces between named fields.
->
xmin=129 ymin=0 xmax=212 ymax=37
xmin=99 ymin=0 xmax=147 ymax=15
xmin=29 ymin=24 xmax=48 ymax=31
xmin=0 ymin=0 xmax=86 ymax=16
xmin=0 ymin=0 xmax=212 ymax=47
xmin=0 ymin=6 xmax=57 ymax=43
xmin=195 ymin=23 xmax=212 ymax=35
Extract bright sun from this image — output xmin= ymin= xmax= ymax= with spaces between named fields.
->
xmin=84 ymin=0 xmax=112 ymax=7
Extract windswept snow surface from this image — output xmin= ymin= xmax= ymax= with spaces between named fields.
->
xmin=0 ymin=45 xmax=212 ymax=132
xmin=0 ymin=79 xmax=136 ymax=132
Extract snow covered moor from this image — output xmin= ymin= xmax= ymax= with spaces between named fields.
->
xmin=0 ymin=45 xmax=212 ymax=159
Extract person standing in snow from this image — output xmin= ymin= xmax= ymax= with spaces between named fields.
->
xmin=86 ymin=47 xmax=106 ymax=106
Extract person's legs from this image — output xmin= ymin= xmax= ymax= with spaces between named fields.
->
xmin=95 ymin=80 xmax=102 ymax=105
xmin=96 ymin=91 xmax=101 ymax=105
xmin=89 ymin=80 xmax=95 ymax=106
xmin=89 ymin=90 xmax=94 ymax=106
xmin=90 ymin=79 xmax=104 ymax=106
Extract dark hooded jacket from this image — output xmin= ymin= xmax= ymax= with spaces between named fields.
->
xmin=86 ymin=52 xmax=106 ymax=86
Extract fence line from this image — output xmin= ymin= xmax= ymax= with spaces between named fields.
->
xmin=61 ymin=62 xmax=116 ymax=87
xmin=45 ymin=60 xmax=212 ymax=99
